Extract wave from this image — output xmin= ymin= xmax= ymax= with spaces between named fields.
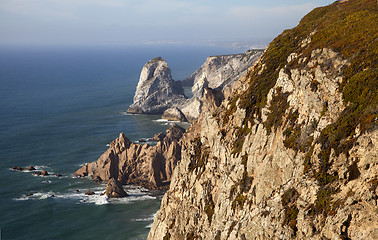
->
xmin=14 ymin=185 xmax=155 ymax=205
xmin=133 ymin=211 xmax=157 ymax=222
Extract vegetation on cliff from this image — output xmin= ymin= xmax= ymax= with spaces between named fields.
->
xmin=226 ymin=0 xmax=377 ymax=223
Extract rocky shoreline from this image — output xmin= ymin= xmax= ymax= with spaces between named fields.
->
xmin=74 ymin=124 xmax=185 ymax=190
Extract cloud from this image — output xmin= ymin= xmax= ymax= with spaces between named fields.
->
xmin=231 ymin=3 xmax=316 ymax=22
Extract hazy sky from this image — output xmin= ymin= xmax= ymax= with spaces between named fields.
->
xmin=0 ymin=0 xmax=334 ymax=48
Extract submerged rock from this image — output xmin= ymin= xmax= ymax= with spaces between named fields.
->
xmin=24 ymin=166 xmax=36 ymax=171
xmin=85 ymin=190 xmax=95 ymax=195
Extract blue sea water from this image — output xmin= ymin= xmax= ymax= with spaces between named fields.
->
xmin=0 ymin=45 xmax=237 ymax=240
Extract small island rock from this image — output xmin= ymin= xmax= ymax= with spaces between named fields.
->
xmin=105 ymin=178 xmax=127 ymax=198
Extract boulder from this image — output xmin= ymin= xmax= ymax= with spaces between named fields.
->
xmin=105 ymin=178 xmax=127 ymax=198
xmin=162 ymin=107 xmax=187 ymax=122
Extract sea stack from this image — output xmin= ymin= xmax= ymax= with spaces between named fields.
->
xmin=127 ymin=57 xmax=186 ymax=114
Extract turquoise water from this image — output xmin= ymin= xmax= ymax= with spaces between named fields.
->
xmin=0 ymin=45 xmax=236 ymax=240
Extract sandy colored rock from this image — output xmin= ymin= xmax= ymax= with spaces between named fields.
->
xmin=105 ymin=178 xmax=127 ymax=198
xmin=74 ymin=124 xmax=185 ymax=190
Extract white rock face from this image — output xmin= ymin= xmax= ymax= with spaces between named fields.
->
xmin=127 ymin=50 xmax=263 ymax=122
xmin=184 ymin=50 xmax=263 ymax=98
xmin=127 ymin=57 xmax=186 ymax=114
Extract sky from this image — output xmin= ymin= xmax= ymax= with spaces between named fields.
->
xmin=0 ymin=0 xmax=335 ymax=48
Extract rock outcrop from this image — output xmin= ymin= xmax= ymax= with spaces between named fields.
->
xmin=148 ymin=0 xmax=378 ymax=239
xmin=74 ymin=124 xmax=185 ymax=190
xmin=183 ymin=49 xmax=263 ymax=97
xmin=127 ymin=57 xmax=186 ymax=114
xmin=105 ymin=178 xmax=128 ymax=198
xmin=127 ymin=51 xmax=263 ymax=122
xmin=162 ymin=107 xmax=187 ymax=122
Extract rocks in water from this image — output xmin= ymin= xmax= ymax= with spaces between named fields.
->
xmin=12 ymin=166 xmax=24 ymax=171
xmin=55 ymin=173 xmax=62 ymax=177
xmin=33 ymin=170 xmax=49 ymax=176
xmin=162 ymin=107 xmax=187 ymax=122
xmin=24 ymin=166 xmax=36 ymax=171
xmin=127 ymin=57 xmax=186 ymax=114
xmin=12 ymin=166 xmax=36 ymax=171
xmin=74 ymin=124 xmax=185 ymax=190
xmin=85 ymin=190 xmax=95 ymax=195
xmin=105 ymin=178 xmax=127 ymax=198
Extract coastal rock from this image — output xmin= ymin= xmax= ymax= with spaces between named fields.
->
xmin=183 ymin=49 xmax=263 ymax=97
xmin=148 ymin=1 xmax=378 ymax=239
xmin=105 ymin=178 xmax=127 ymax=198
xmin=33 ymin=170 xmax=49 ymax=176
xmin=180 ymin=97 xmax=202 ymax=122
xmin=74 ymin=124 xmax=186 ymax=190
xmin=85 ymin=190 xmax=95 ymax=195
xmin=127 ymin=57 xmax=186 ymax=114
xmin=12 ymin=166 xmax=23 ymax=171
xmin=151 ymin=132 xmax=166 ymax=141
xmin=24 ymin=166 xmax=36 ymax=171
xmin=12 ymin=166 xmax=36 ymax=171
xmin=162 ymin=107 xmax=187 ymax=122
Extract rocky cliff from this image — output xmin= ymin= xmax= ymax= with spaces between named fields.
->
xmin=183 ymin=49 xmax=263 ymax=98
xmin=148 ymin=0 xmax=377 ymax=239
xmin=74 ymin=124 xmax=185 ymax=190
xmin=128 ymin=50 xmax=262 ymax=122
xmin=127 ymin=57 xmax=186 ymax=114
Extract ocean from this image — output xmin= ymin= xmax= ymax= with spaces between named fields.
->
xmin=0 ymin=45 xmax=238 ymax=240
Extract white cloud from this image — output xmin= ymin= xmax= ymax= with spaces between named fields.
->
xmin=231 ymin=3 xmax=316 ymax=22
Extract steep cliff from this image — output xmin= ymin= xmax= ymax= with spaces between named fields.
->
xmin=74 ymin=124 xmax=185 ymax=190
xmin=183 ymin=50 xmax=263 ymax=98
xmin=127 ymin=57 xmax=186 ymax=114
xmin=149 ymin=0 xmax=377 ymax=239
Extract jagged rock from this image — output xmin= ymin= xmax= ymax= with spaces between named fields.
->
xmin=180 ymin=97 xmax=202 ymax=122
xmin=127 ymin=57 xmax=186 ymax=114
xmin=183 ymin=50 xmax=263 ymax=97
xmin=105 ymin=178 xmax=127 ymax=198
xmin=148 ymin=1 xmax=378 ymax=239
xmin=85 ymin=190 xmax=95 ymax=195
xmin=93 ymin=175 xmax=102 ymax=182
xmin=151 ymin=132 xmax=166 ymax=141
xmin=162 ymin=107 xmax=187 ymax=122
xmin=74 ymin=124 xmax=186 ymax=190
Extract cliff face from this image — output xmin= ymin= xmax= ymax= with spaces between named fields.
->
xmin=183 ymin=50 xmax=263 ymax=98
xmin=74 ymin=124 xmax=185 ymax=190
xmin=127 ymin=57 xmax=186 ymax=114
xmin=178 ymin=50 xmax=263 ymax=122
xmin=149 ymin=0 xmax=377 ymax=239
